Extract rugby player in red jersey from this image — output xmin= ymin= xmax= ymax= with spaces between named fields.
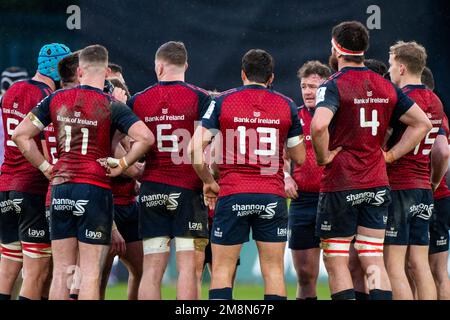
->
xmin=385 ymin=42 xmax=447 ymax=300
xmin=130 ymin=42 xmax=210 ymax=300
xmin=284 ymin=60 xmax=331 ymax=300
xmin=311 ymin=21 xmax=431 ymax=300
xmin=0 ymin=43 xmax=71 ymax=300
xmin=12 ymin=44 xmax=154 ymax=300
xmin=421 ymin=67 xmax=450 ymax=300
xmin=190 ymin=49 xmax=305 ymax=300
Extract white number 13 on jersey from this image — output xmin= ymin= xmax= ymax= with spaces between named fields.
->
xmin=360 ymin=108 xmax=380 ymax=136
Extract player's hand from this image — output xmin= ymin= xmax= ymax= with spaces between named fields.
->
xmin=112 ymin=87 xmax=127 ymax=103
xmin=317 ymin=146 xmax=342 ymax=166
xmin=110 ymin=228 xmax=126 ymax=257
xmin=97 ymin=157 xmax=127 ymax=177
xmin=382 ymin=149 xmax=395 ymax=164
xmin=203 ymin=181 xmax=220 ymax=210
xmin=43 ymin=165 xmax=54 ymax=180
xmin=284 ymin=175 xmax=298 ymax=199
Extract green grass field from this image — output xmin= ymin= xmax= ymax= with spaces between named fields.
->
xmin=106 ymin=282 xmax=331 ymax=300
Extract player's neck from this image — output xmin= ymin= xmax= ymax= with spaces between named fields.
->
xmin=158 ymin=74 xmax=185 ymax=82
xmin=32 ymin=72 xmax=55 ymax=91
xmin=243 ymin=80 xmax=267 ymax=87
xmin=399 ymin=75 xmax=422 ymax=88
xmin=338 ymin=61 xmax=365 ymax=70
xmin=80 ymin=76 xmax=105 ymax=90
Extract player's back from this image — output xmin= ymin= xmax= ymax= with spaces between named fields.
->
xmin=130 ymin=81 xmax=210 ymax=190
xmin=319 ymin=67 xmax=404 ymax=192
xmin=0 ymin=80 xmax=52 ymax=194
xmin=387 ymin=86 xmax=444 ymax=190
xmin=212 ymin=85 xmax=298 ymax=197
xmin=46 ymin=85 xmax=114 ymax=189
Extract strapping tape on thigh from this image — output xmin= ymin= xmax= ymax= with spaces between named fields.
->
xmin=354 ymin=234 xmax=384 ymax=256
xmin=321 ymin=238 xmax=351 ymax=257
xmin=143 ymin=237 xmax=171 ymax=254
xmin=22 ymin=241 xmax=52 ymax=258
xmin=1 ymin=242 xmax=23 ymax=262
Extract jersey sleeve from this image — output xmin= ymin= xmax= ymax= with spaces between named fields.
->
xmin=201 ymin=99 xmax=221 ymax=131
xmin=287 ymin=101 xmax=303 ymax=138
xmin=197 ymin=90 xmax=212 ymax=119
xmin=390 ymin=86 xmax=415 ymax=122
xmin=30 ymin=94 xmax=52 ymax=130
xmin=111 ymin=101 xmax=140 ymax=134
xmin=127 ymin=94 xmax=138 ymax=111
xmin=315 ymin=80 xmax=340 ymax=113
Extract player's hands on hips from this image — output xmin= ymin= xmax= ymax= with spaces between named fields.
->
xmin=203 ymin=181 xmax=220 ymax=210
xmin=110 ymin=228 xmax=126 ymax=257
xmin=284 ymin=175 xmax=299 ymax=199
xmin=43 ymin=165 xmax=54 ymax=180
xmin=382 ymin=149 xmax=395 ymax=164
xmin=317 ymin=146 xmax=342 ymax=166
xmin=112 ymin=87 xmax=127 ymax=103
xmin=97 ymin=157 xmax=127 ymax=177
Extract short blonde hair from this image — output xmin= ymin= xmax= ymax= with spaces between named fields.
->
xmin=389 ymin=41 xmax=427 ymax=75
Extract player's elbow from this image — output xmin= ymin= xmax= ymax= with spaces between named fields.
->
xmin=11 ymin=128 xmax=26 ymax=148
xmin=140 ymin=129 xmax=155 ymax=151
xmin=310 ymin=118 xmax=328 ymax=137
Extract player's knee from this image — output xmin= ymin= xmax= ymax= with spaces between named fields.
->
xmin=143 ymin=236 xmax=170 ymax=255
xmin=298 ymin=265 xmax=318 ymax=284
xmin=1 ymin=242 xmax=24 ymax=263
xmin=22 ymin=241 xmax=52 ymax=259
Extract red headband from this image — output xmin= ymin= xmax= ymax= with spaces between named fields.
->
xmin=331 ymin=38 xmax=364 ymax=56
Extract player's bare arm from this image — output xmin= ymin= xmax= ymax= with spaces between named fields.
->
xmin=311 ymin=107 xmax=342 ymax=166
xmin=430 ymin=134 xmax=450 ymax=191
xmin=384 ymin=103 xmax=432 ymax=163
xmin=188 ymin=125 xmax=219 ymax=209
xmin=286 ymin=136 xmax=306 ymax=166
xmin=283 ymin=148 xmax=298 ymax=199
xmin=12 ymin=114 xmax=53 ymax=179
xmin=106 ymin=121 xmax=154 ymax=177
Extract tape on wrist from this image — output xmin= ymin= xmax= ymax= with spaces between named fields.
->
xmin=284 ymin=171 xmax=291 ymax=178
xmin=106 ymin=157 xmax=120 ymax=168
xmin=38 ymin=160 xmax=50 ymax=173
xmin=119 ymin=157 xmax=129 ymax=169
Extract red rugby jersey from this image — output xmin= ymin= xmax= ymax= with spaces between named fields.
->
xmin=31 ymin=85 xmax=139 ymax=189
xmin=387 ymin=85 xmax=445 ymax=190
xmin=43 ymin=123 xmax=58 ymax=206
xmin=315 ymin=67 xmax=414 ymax=192
xmin=129 ymin=81 xmax=211 ymax=190
xmin=201 ymin=84 xmax=303 ymax=198
xmin=0 ymin=80 xmax=52 ymax=195
xmin=434 ymin=115 xmax=450 ymax=200
xmin=292 ymin=106 xmax=323 ymax=193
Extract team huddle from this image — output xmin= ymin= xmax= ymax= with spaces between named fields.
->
xmin=0 ymin=20 xmax=448 ymax=300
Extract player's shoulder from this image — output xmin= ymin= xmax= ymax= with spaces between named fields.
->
xmin=182 ymin=82 xmax=210 ymax=97
xmin=269 ymin=89 xmax=295 ymax=105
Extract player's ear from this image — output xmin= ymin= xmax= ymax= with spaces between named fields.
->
xmin=241 ymin=70 xmax=247 ymax=82
xmin=267 ymin=73 xmax=275 ymax=86
xmin=77 ymin=66 xmax=83 ymax=79
xmin=106 ymin=67 xmax=112 ymax=77
xmin=399 ymin=63 xmax=406 ymax=76
xmin=184 ymin=62 xmax=188 ymax=72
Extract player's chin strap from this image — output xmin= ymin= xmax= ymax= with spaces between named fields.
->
xmin=354 ymin=234 xmax=384 ymax=257
xmin=331 ymin=38 xmax=365 ymax=57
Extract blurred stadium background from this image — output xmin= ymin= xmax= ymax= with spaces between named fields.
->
xmin=1 ymin=0 xmax=449 ymax=299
